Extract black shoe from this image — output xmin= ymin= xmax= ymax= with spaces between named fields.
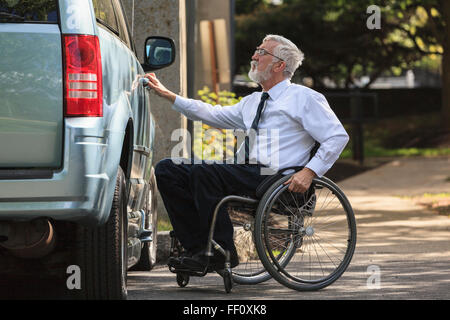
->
xmin=167 ymin=249 xmax=195 ymax=269
xmin=178 ymin=250 xmax=211 ymax=272
xmin=167 ymin=256 xmax=182 ymax=269
xmin=176 ymin=246 xmax=240 ymax=272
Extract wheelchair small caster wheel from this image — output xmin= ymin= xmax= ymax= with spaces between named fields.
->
xmin=177 ymin=273 xmax=189 ymax=287
xmin=223 ymin=269 xmax=233 ymax=293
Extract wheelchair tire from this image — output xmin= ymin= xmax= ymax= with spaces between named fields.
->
xmin=232 ymin=265 xmax=271 ymax=285
xmin=254 ymin=175 xmax=357 ymax=291
xmin=176 ymin=273 xmax=189 ymax=287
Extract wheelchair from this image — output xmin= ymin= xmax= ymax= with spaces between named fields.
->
xmin=168 ymin=166 xmax=357 ymax=293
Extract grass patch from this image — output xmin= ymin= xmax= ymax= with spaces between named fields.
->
xmin=341 ymin=146 xmax=450 ymax=159
xmin=341 ymin=112 xmax=450 ymax=159
xmin=408 ymin=193 xmax=450 ymax=217
xmin=421 ymin=193 xmax=450 ymax=198
xmin=157 ymin=219 xmax=173 ymax=232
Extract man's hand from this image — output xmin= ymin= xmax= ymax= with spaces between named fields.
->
xmin=144 ymin=73 xmax=176 ymax=103
xmin=283 ymin=167 xmax=317 ymax=193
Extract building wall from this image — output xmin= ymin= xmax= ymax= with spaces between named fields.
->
xmin=122 ymin=0 xmax=188 ymax=161
xmin=120 ymin=0 xmax=234 ymax=224
xmin=122 ymin=0 xmax=188 ymax=221
xmin=190 ymin=0 xmax=234 ymax=98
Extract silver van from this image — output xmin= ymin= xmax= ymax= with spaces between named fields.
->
xmin=0 ymin=0 xmax=175 ymax=299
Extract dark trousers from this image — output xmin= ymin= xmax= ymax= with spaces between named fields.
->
xmin=155 ymin=158 xmax=268 ymax=253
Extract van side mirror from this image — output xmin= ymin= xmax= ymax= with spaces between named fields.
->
xmin=142 ymin=36 xmax=176 ymax=72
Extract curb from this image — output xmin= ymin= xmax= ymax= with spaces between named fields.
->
xmin=156 ymin=231 xmax=171 ymax=263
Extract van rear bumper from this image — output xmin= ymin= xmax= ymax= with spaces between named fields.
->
xmin=0 ymin=118 xmax=123 ymax=227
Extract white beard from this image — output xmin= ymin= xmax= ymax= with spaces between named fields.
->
xmin=248 ymin=61 xmax=273 ymax=84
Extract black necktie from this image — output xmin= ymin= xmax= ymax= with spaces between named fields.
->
xmin=244 ymin=92 xmax=270 ymax=163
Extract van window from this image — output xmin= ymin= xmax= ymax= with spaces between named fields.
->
xmin=0 ymin=0 xmax=58 ymax=23
xmin=92 ymin=0 xmax=119 ymax=33
xmin=112 ymin=0 xmax=131 ymax=48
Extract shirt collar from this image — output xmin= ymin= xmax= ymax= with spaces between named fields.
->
xmin=265 ymin=79 xmax=291 ymax=101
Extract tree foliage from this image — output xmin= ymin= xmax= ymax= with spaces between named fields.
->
xmin=235 ymin=0 xmax=445 ymax=88
xmin=193 ymin=87 xmax=242 ymax=161
xmin=235 ymin=0 xmax=450 ymax=129
xmin=235 ymin=0 xmax=266 ymax=15
xmin=0 ymin=0 xmax=57 ymax=21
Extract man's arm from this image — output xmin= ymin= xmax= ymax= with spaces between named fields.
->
xmin=301 ymin=92 xmax=349 ymax=178
xmin=145 ymin=73 xmax=246 ymax=129
xmin=284 ymin=91 xmax=349 ymax=193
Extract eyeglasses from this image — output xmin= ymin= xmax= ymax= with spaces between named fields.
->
xmin=254 ymin=48 xmax=284 ymax=61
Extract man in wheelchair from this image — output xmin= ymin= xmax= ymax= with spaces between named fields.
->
xmin=145 ymin=34 xmax=349 ymax=274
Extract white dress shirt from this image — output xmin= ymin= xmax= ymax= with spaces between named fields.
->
xmin=172 ymin=79 xmax=349 ymax=177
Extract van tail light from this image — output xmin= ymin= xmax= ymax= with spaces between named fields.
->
xmin=63 ymin=35 xmax=103 ymax=117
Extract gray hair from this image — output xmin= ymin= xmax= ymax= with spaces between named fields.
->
xmin=263 ymin=34 xmax=304 ymax=79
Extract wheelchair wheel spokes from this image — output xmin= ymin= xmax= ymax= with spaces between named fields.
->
xmin=255 ymin=176 xmax=357 ymax=291
xmin=260 ymin=214 xmax=297 ymax=268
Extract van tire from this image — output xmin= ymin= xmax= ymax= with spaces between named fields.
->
xmin=75 ymin=167 xmax=128 ymax=300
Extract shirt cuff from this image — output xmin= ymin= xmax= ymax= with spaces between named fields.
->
xmin=305 ymin=156 xmax=329 ymax=178
xmin=172 ymin=95 xmax=190 ymax=113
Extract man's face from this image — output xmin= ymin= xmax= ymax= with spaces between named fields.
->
xmin=248 ymin=40 xmax=279 ymax=84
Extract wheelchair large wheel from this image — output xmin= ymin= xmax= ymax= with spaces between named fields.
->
xmin=230 ymin=208 xmax=296 ymax=285
xmin=254 ymin=175 xmax=357 ymax=291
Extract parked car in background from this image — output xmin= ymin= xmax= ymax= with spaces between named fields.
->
xmin=0 ymin=0 xmax=175 ymax=299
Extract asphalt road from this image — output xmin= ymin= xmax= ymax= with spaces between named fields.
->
xmin=127 ymin=157 xmax=450 ymax=300
xmin=0 ymin=157 xmax=448 ymax=301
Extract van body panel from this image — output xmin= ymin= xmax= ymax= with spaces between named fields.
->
xmin=59 ymin=0 xmax=97 ymax=36
xmin=96 ymin=24 xmax=151 ymax=217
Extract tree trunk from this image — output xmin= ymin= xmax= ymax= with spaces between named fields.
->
xmin=442 ymin=0 xmax=450 ymax=131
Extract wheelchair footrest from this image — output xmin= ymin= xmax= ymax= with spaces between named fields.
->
xmin=169 ymin=265 xmax=209 ymax=277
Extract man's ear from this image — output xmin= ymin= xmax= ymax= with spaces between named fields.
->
xmin=274 ymin=61 xmax=286 ymax=73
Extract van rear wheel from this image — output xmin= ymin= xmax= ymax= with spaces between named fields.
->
xmin=74 ymin=167 xmax=128 ymax=300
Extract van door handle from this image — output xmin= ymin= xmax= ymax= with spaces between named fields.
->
xmin=140 ymin=77 xmax=151 ymax=89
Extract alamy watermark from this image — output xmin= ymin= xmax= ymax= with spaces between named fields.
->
xmin=366 ymin=5 xmax=381 ymax=30
xmin=66 ymin=265 xmax=81 ymax=290
xmin=170 ymin=126 xmax=281 ymax=176
xmin=366 ymin=265 xmax=381 ymax=289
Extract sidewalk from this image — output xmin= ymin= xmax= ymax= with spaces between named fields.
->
xmin=333 ymin=156 xmax=450 ymax=299
xmin=339 ymin=156 xmax=450 ymax=197
xmin=137 ymin=156 xmax=450 ymax=299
